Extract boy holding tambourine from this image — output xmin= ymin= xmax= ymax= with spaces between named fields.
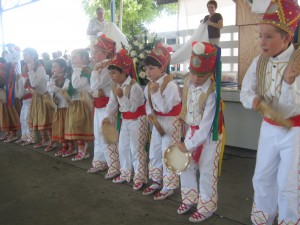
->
xmin=178 ymin=42 xmax=223 ymax=223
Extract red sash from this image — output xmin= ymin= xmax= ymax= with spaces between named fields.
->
xmin=155 ymin=103 xmax=182 ymax=116
xmin=264 ymin=114 xmax=300 ymax=127
xmin=23 ymin=93 xmax=32 ymax=100
xmin=122 ymin=104 xmax=146 ymax=120
xmin=94 ymin=96 xmax=109 ymax=108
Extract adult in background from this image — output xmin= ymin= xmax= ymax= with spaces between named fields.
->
xmin=41 ymin=52 xmax=52 ymax=76
xmin=5 ymin=43 xmax=21 ymax=74
xmin=87 ymin=7 xmax=107 ymax=53
xmin=201 ymin=0 xmax=223 ymax=46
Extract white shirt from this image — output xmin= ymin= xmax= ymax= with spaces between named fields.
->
xmin=105 ymin=76 xmax=145 ymax=117
xmin=5 ymin=50 xmax=21 ymax=74
xmin=89 ymin=67 xmax=112 ymax=97
xmin=47 ymin=75 xmax=69 ymax=108
xmin=15 ymin=76 xmax=26 ymax=99
xmin=28 ymin=66 xmax=49 ymax=95
xmin=240 ymin=44 xmax=300 ymax=118
xmin=87 ymin=18 xmax=107 ymax=43
xmin=144 ymin=74 xmax=181 ymax=115
xmin=71 ymin=67 xmax=90 ymax=101
xmin=184 ymin=78 xmax=216 ymax=151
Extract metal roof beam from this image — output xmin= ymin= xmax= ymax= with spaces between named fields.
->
xmin=1 ymin=0 xmax=39 ymax=12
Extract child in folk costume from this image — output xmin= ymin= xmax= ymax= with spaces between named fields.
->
xmin=103 ymin=49 xmax=148 ymax=190
xmin=177 ymin=42 xmax=223 ymax=223
xmin=23 ymin=48 xmax=53 ymax=148
xmin=15 ymin=58 xmax=36 ymax=146
xmin=64 ymin=49 xmax=94 ymax=161
xmin=240 ymin=1 xmax=300 ymax=224
xmin=142 ymin=44 xmax=182 ymax=200
xmin=46 ymin=58 xmax=73 ymax=155
xmin=87 ymin=34 xmax=120 ymax=179
xmin=0 ymin=62 xmax=21 ymax=142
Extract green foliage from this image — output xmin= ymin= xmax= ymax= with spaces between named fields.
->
xmin=82 ymin=0 xmax=177 ymax=35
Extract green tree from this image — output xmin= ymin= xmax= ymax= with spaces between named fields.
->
xmin=82 ymin=0 xmax=177 ymax=36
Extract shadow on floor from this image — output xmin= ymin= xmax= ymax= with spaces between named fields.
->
xmin=0 ymin=141 xmax=256 ymax=225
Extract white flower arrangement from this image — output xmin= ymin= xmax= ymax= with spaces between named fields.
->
xmin=123 ymin=29 xmax=160 ymax=85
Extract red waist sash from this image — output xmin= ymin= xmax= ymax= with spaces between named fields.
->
xmin=264 ymin=114 xmax=300 ymax=127
xmin=23 ymin=93 xmax=32 ymax=100
xmin=94 ymin=96 xmax=109 ymax=108
xmin=122 ymin=104 xmax=146 ymax=120
xmin=155 ymin=103 xmax=182 ymax=117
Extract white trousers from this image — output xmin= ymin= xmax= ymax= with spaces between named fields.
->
xmin=20 ymin=99 xmax=31 ymax=140
xmin=93 ymin=107 xmax=120 ymax=174
xmin=251 ymin=121 xmax=300 ymax=225
xmin=180 ymin=130 xmax=220 ymax=214
xmin=93 ymin=108 xmax=109 ymax=165
xmin=118 ymin=115 xmax=148 ymax=184
xmin=148 ymin=115 xmax=181 ymax=189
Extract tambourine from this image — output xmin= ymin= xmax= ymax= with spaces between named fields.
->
xmin=163 ymin=144 xmax=191 ymax=174
xmin=102 ymin=119 xmax=119 ymax=144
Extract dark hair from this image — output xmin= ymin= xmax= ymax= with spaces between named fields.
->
xmin=41 ymin=52 xmax=50 ymax=60
xmin=207 ymin=0 xmax=217 ymax=8
xmin=52 ymin=58 xmax=67 ymax=72
xmin=144 ymin=56 xmax=162 ymax=68
xmin=52 ymin=58 xmax=73 ymax=78
xmin=107 ymin=65 xmax=123 ymax=74
xmin=274 ymin=26 xmax=289 ymax=38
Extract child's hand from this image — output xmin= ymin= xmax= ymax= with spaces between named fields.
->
xmin=98 ymin=89 xmax=105 ymax=97
xmin=252 ymin=96 xmax=261 ymax=111
xmin=284 ymin=61 xmax=300 ymax=84
xmin=150 ymin=82 xmax=159 ymax=94
xmin=116 ymin=87 xmax=123 ymax=98
xmin=94 ymin=62 xmax=103 ymax=72
xmin=94 ymin=60 xmax=110 ymax=72
xmin=102 ymin=117 xmax=110 ymax=125
xmin=72 ymin=63 xmax=84 ymax=69
xmin=178 ymin=143 xmax=188 ymax=153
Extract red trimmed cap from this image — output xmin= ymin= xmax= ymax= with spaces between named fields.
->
xmin=146 ymin=43 xmax=172 ymax=70
xmin=94 ymin=34 xmax=116 ymax=58
xmin=260 ymin=0 xmax=300 ymax=36
xmin=189 ymin=42 xmax=217 ymax=76
xmin=109 ymin=49 xmax=137 ymax=79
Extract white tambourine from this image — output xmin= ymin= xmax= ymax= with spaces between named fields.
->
xmin=163 ymin=144 xmax=191 ymax=174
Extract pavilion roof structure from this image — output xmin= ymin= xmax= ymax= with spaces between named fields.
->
xmin=0 ymin=0 xmax=39 ymax=12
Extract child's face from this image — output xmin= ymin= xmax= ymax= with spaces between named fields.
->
xmin=259 ymin=24 xmax=290 ymax=57
xmin=109 ymin=69 xmax=127 ymax=85
xmin=92 ymin=49 xmax=107 ymax=63
xmin=71 ymin=53 xmax=84 ymax=68
xmin=190 ymin=72 xmax=210 ymax=86
xmin=52 ymin=62 xmax=65 ymax=76
xmin=23 ymin=52 xmax=34 ymax=64
xmin=144 ymin=65 xmax=164 ymax=82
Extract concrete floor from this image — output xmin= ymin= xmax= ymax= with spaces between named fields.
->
xmin=0 ymin=141 xmax=256 ymax=225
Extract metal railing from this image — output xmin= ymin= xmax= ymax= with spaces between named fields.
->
xmin=157 ymin=25 xmax=239 ymax=83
